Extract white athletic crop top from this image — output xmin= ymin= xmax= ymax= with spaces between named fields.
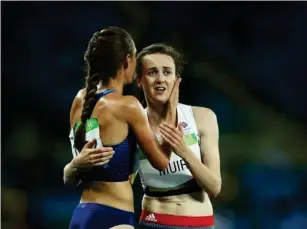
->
xmin=138 ymin=103 xmax=202 ymax=197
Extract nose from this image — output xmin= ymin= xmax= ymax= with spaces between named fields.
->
xmin=155 ymin=70 xmax=165 ymax=84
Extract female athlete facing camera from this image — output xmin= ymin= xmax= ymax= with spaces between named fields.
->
xmin=135 ymin=43 xmax=221 ymax=229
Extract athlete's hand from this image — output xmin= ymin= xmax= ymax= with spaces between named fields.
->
xmin=71 ymin=139 xmax=114 ymax=168
xmin=166 ymin=77 xmax=181 ymax=123
xmin=159 ymin=122 xmax=189 ymax=158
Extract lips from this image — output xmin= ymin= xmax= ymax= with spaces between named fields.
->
xmin=154 ymin=86 xmax=166 ymax=92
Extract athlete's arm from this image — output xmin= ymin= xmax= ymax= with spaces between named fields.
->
xmin=63 ymin=162 xmax=81 ymax=186
xmin=128 ymin=151 xmax=140 ymax=185
xmin=124 ymin=96 xmax=170 ymax=171
xmin=183 ymin=107 xmax=221 ymax=196
xmin=63 ymin=91 xmax=83 ymax=185
xmin=159 ymin=107 xmax=221 ymax=196
xmin=63 ymin=90 xmax=114 ymax=185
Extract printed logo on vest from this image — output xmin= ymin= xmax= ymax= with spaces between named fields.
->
xmin=145 ymin=213 xmax=157 ymax=222
xmin=181 ymin=122 xmax=193 ymax=135
xmin=181 ymin=122 xmax=188 ymax=128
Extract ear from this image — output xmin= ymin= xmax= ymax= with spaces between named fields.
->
xmin=123 ymin=54 xmax=130 ymax=69
xmin=136 ymin=78 xmax=142 ymax=88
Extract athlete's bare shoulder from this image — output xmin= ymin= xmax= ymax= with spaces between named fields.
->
xmin=72 ymin=88 xmax=86 ymax=107
xmin=192 ymin=106 xmax=216 ymax=118
xmin=76 ymin=88 xmax=86 ymax=98
xmin=122 ymin=95 xmax=143 ymax=109
xmin=191 ymin=106 xmax=218 ymax=129
xmin=95 ymin=94 xmax=140 ymax=110
xmin=120 ymin=95 xmax=145 ymax=121
xmin=70 ymin=88 xmax=86 ymax=127
xmin=94 ymin=94 xmax=143 ymax=122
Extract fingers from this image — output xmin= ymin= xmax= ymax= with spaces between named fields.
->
xmin=91 ymin=156 xmax=113 ymax=165
xmin=94 ymin=160 xmax=111 ymax=166
xmin=81 ymin=144 xmax=115 ymax=167
xmin=160 ymin=122 xmax=182 ymax=135
xmin=160 ymin=131 xmax=177 ymax=149
xmin=159 ymin=123 xmax=182 ymax=142
xmin=88 ymin=146 xmax=113 ymax=155
xmin=178 ymin=122 xmax=184 ymax=134
xmin=159 ymin=127 xmax=181 ymax=143
xmin=90 ymin=150 xmax=115 ymax=160
xmin=176 ymin=77 xmax=182 ymax=86
xmin=174 ymin=78 xmax=181 ymax=93
xmin=98 ymin=147 xmax=114 ymax=152
xmin=90 ymin=151 xmax=114 ymax=165
xmin=169 ymin=78 xmax=181 ymax=98
xmin=160 ymin=128 xmax=180 ymax=144
xmin=173 ymin=77 xmax=181 ymax=88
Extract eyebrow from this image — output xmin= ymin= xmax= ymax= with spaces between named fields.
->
xmin=147 ymin=66 xmax=173 ymax=71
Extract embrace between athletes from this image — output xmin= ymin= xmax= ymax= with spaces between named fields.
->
xmin=64 ymin=26 xmax=221 ymax=229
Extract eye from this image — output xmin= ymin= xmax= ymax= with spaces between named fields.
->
xmin=147 ymin=69 xmax=157 ymax=76
xmin=163 ymin=69 xmax=172 ymax=76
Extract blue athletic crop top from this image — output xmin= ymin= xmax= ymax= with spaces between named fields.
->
xmin=70 ymin=89 xmax=137 ymax=182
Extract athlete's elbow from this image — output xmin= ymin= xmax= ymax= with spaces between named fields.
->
xmin=153 ymin=163 xmax=166 ymax=171
xmin=63 ymin=176 xmax=70 ymax=186
xmin=63 ymin=176 xmax=80 ymax=187
xmin=211 ymin=179 xmax=222 ymax=197
xmin=153 ymin=159 xmax=169 ymax=171
xmin=211 ymin=187 xmax=221 ymax=198
xmin=158 ymin=158 xmax=170 ymax=171
xmin=63 ymin=176 xmax=73 ymax=186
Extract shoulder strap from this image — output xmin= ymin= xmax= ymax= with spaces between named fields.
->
xmin=96 ymin=89 xmax=116 ymax=100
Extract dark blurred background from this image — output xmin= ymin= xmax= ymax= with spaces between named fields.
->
xmin=2 ymin=1 xmax=307 ymax=229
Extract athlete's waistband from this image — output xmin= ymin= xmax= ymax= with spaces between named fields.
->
xmin=140 ymin=210 xmax=214 ymax=227
xmin=144 ymin=179 xmax=202 ymax=197
xmin=77 ymin=203 xmax=134 ymax=215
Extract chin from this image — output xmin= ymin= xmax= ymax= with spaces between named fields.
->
xmin=152 ymin=96 xmax=168 ymax=104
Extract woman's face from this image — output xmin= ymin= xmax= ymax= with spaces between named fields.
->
xmin=138 ymin=53 xmax=177 ymax=104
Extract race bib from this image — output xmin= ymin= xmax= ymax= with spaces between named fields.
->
xmin=69 ymin=118 xmax=105 ymax=165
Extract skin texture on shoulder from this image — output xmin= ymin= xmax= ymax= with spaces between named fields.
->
xmin=72 ymin=91 xmax=171 ymax=169
xmin=67 ymin=88 xmax=170 ymax=179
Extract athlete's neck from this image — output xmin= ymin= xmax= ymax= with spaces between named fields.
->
xmin=146 ymin=100 xmax=168 ymax=127
xmin=97 ymin=76 xmax=125 ymax=95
